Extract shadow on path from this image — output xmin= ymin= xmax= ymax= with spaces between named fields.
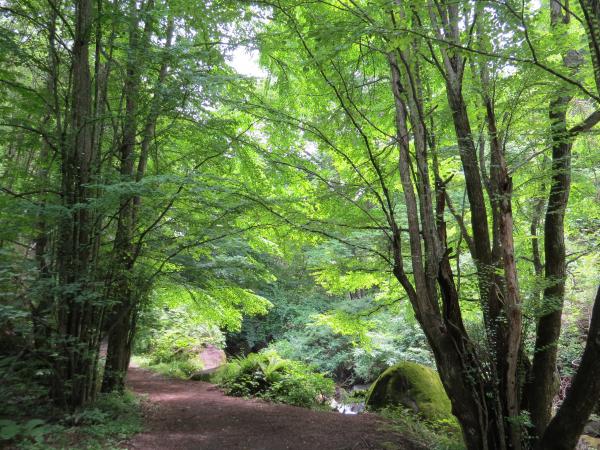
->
xmin=126 ymin=366 xmax=423 ymax=450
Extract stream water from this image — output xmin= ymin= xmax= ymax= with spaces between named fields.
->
xmin=329 ymin=384 xmax=369 ymax=415
xmin=329 ymin=398 xmax=365 ymax=415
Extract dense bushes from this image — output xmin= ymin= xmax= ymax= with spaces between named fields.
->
xmin=218 ymin=351 xmax=335 ymax=407
xmin=268 ymin=311 xmax=434 ymax=384
xmin=0 ymin=391 xmax=142 ymax=449
xmin=230 ymin=256 xmax=435 ymax=384
xmin=133 ymin=330 xmax=205 ymax=379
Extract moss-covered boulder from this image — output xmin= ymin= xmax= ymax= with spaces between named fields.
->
xmin=365 ymin=362 xmax=453 ymax=422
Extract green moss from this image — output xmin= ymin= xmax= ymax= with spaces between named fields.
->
xmin=366 ymin=362 xmax=454 ymax=423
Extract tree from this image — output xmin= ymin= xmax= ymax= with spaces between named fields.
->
xmin=244 ymin=0 xmax=600 ymax=447
xmin=0 ymin=0 xmax=261 ymax=407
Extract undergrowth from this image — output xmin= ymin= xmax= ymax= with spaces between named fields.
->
xmin=379 ymin=406 xmax=465 ymax=450
xmin=218 ymin=350 xmax=335 ymax=408
xmin=132 ymin=354 xmax=203 ymax=379
xmin=1 ymin=391 xmax=143 ymax=450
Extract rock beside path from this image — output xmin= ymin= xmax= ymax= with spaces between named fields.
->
xmin=198 ymin=344 xmax=226 ymax=371
xmin=189 ymin=345 xmax=227 ymax=381
xmin=365 ymin=362 xmax=454 ymax=424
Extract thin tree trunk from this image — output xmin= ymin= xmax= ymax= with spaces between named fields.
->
xmin=102 ymin=1 xmax=163 ymax=392
xmin=530 ymin=95 xmax=572 ymax=435
xmin=529 ymin=2 xmax=572 ymax=433
xmin=101 ymin=0 xmax=142 ymax=393
xmin=32 ymin=3 xmax=59 ymax=351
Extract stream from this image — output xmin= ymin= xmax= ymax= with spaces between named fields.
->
xmin=329 ymin=384 xmax=370 ymax=415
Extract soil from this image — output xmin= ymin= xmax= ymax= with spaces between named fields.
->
xmin=125 ymin=366 xmax=424 ymax=450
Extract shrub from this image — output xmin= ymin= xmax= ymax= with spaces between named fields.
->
xmin=219 ymin=350 xmax=334 ymax=408
xmin=148 ymin=331 xmax=200 ymax=365
xmin=134 ymin=306 xmax=231 ymax=379
xmin=132 ymin=354 xmax=204 ymax=379
xmin=1 ymin=391 xmax=142 ymax=450
xmin=269 ymin=327 xmax=356 ymax=382
xmin=380 ymin=406 xmax=465 ymax=450
xmin=270 ymin=317 xmax=434 ymax=384
xmin=0 ymin=419 xmax=54 ymax=446
xmin=0 ymin=354 xmax=54 ymax=419
xmin=60 ymin=391 xmax=143 ymax=443
xmin=135 ymin=306 xmax=225 ymax=361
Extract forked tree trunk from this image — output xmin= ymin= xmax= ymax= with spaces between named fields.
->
xmin=388 ymin=47 xmax=505 ymax=450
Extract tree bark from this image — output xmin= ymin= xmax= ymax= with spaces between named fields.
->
xmin=388 ymin=45 xmax=504 ymax=450
xmin=529 ymin=2 xmax=572 ymax=433
xmin=102 ymin=2 xmax=169 ymax=393
xmin=530 ymin=95 xmax=572 ymax=435
xmin=32 ymin=3 xmax=59 ymax=351
xmin=101 ymin=0 xmax=143 ymax=392
xmin=538 ymin=286 xmax=600 ymax=449
xmin=54 ymin=0 xmax=99 ymax=409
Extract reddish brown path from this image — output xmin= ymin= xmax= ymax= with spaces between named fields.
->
xmin=126 ymin=366 xmax=422 ymax=450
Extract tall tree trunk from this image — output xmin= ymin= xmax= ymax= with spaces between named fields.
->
xmin=101 ymin=0 xmax=142 ymax=392
xmin=101 ymin=2 xmax=167 ymax=393
xmin=538 ymin=286 xmax=600 ymax=449
xmin=426 ymin=15 xmax=511 ymax=437
xmin=476 ymin=44 xmax=523 ymax=446
xmin=54 ymin=0 xmax=99 ymax=409
xmin=529 ymin=95 xmax=571 ymax=435
xmin=388 ymin=47 xmax=503 ymax=450
xmin=32 ymin=3 xmax=59 ymax=351
xmin=529 ymin=1 xmax=572 ymax=434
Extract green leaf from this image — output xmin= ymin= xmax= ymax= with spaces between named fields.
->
xmin=0 ymin=420 xmax=20 ymax=440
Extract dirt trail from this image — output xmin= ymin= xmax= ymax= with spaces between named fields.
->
xmin=126 ymin=366 xmax=422 ymax=450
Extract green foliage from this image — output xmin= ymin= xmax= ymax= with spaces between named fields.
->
xmin=150 ymin=282 xmax=272 ymax=333
xmin=149 ymin=332 xmax=201 ymax=365
xmin=1 ymin=0 xmax=600 ymax=446
xmin=2 ymin=391 xmax=142 ymax=450
xmin=269 ymin=328 xmax=356 ymax=381
xmin=379 ymin=406 xmax=465 ymax=450
xmin=0 ymin=352 xmax=54 ymax=421
xmin=53 ymin=392 xmax=142 ymax=450
xmin=219 ymin=350 xmax=335 ymax=408
xmin=134 ymin=273 xmax=274 ymax=379
xmin=270 ymin=315 xmax=433 ymax=384
xmin=233 ymin=253 xmax=433 ymax=384
xmin=133 ymin=355 xmax=204 ymax=380
xmin=0 ymin=419 xmax=52 ymax=445
xmin=133 ymin=311 xmax=209 ymax=379
xmin=557 ymin=319 xmax=586 ymax=377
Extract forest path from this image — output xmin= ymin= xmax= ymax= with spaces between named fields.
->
xmin=125 ymin=366 xmax=422 ymax=450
